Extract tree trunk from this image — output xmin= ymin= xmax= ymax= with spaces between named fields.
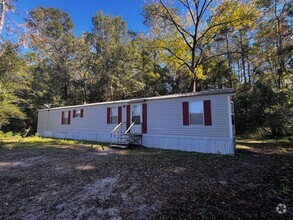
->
xmin=248 ymin=62 xmax=251 ymax=85
xmin=225 ymin=30 xmax=233 ymax=88
xmin=0 ymin=0 xmax=7 ymax=35
xmin=192 ymin=72 xmax=197 ymax=93
xmin=239 ymin=34 xmax=246 ymax=84
xmin=274 ymin=0 xmax=285 ymax=89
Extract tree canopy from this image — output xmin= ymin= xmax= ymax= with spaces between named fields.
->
xmin=0 ymin=0 xmax=292 ymax=136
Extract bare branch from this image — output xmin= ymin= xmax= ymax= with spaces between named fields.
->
xmin=201 ymin=51 xmax=242 ymax=64
xmin=159 ymin=0 xmax=193 ymax=50
xmin=197 ymin=17 xmax=243 ymax=43
xmin=179 ymin=0 xmax=197 ymax=28
xmin=161 ymin=45 xmax=193 ymax=72
xmin=198 ymin=0 xmax=213 ymax=20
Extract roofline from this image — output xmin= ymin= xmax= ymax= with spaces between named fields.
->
xmin=38 ymin=88 xmax=235 ymax=112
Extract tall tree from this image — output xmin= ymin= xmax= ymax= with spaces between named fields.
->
xmin=25 ymin=7 xmax=76 ymax=106
xmin=86 ymin=11 xmax=144 ymax=101
xmin=0 ymin=0 xmax=24 ymax=57
xmin=144 ymin=0 xmax=257 ymax=92
xmin=0 ymin=44 xmax=27 ymax=127
xmin=255 ymin=0 xmax=292 ymax=89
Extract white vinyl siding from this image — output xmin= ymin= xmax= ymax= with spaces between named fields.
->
xmin=37 ymin=92 xmax=234 ymax=154
xmin=146 ymin=95 xmax=230 ymax=137
xmin=38 ymin=94 xmax=230 ymax=137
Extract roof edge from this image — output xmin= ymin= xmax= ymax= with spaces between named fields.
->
xmin=38 ymin=88 xmax=235 ymax=112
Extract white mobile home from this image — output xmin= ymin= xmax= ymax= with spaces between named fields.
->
xmin=37 ymin=88 xmax=236 ymax=154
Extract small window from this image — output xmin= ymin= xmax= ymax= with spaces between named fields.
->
xmin=63 ymin=111 xmax=70 ymax=124
xmin=111 ymin=107 xmax=118 ymax=124
xmin=190 ymin=101 xmax=204 ymax=125
xmin=132 ymin=105 xmax=141 ymax=124
xmin=75 ymin=110 xmax=81 ymax=117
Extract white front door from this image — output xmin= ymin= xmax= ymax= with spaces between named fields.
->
xmin=131 ymin=104 xmax=142 ymax=134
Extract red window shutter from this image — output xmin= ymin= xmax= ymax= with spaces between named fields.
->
xmin=73 ymin=110 xmax=76 ymax=118
xmin=142 ymin=103 xmax=147 ymax=133
xmin=61 ymin=111 xmax=64 ymax=125
xmin=204 ymin=100 xmax=212 ymax=126
xmin=80 ymin=109 xmax=84 ymax=118
xmin=107 ymin=107 xmax=111 ymax=124
xmin=126 ymin=105 xmax=131 ymax=129
xmin=68 ymin=111 xmax=71 ymax=125
xmin=118 ymin=106 xmax=122 ymax=123
xmin=182 ymin=102 xmax=189 ymax=126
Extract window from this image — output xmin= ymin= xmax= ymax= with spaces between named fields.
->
xmin=231 ymin=101 xmax=235 ymax=126
xmin=110 ymin=107 xmax=118 ymax=124
xmin=75 ymin=110 xmax=81 ymax=117
xmin=73 ymin=109 xmax=83 ymax=118
xmin=189 ymin=101 xmax=204 ymax=125
xmin=132 ymin=105 xmax=141 ymax=124
xmin=63 ymin=111 xmax=70 ymax=125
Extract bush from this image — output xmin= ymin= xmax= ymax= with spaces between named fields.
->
xmin=264 ymin=89 xmax=293 ymax=136
xmin=235 ymin=83 xmax=292 ymax=136
xmin=5 ymin=131 xmax=14 ymax=137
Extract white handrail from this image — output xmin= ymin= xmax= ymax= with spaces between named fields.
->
xmin=111 ymin=122 xmax=123 ymax=133
xmin=125 ymin=122 xmax=135 ymax=134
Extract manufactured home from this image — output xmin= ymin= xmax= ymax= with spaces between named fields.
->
xmin=37 ymin=88 xmax=236 ymax=154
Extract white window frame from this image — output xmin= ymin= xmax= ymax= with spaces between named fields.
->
xmin=189 ymin=101 xmax=204 ymax=125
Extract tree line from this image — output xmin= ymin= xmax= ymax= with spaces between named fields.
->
xmin=0 ymin=0 xmax=292 ymax=136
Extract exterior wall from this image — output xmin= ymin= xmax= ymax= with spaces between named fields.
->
xmin=38 ymin=103 xmax=126 ymax=134
xmin=146 ymin=94 xmax=230 ymax=138
xmin=37 ymin=110 xmax=49 ymax=134
xmin=141 ymin=94 xmax=234 ymax=154
xmin=37 ymin=93 xmax=235 ymax=155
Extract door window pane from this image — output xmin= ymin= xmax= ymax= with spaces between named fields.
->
xmin=132 ymin=115 xmax=141 ymax=124
xmin=132 ymin=105 xmax=141 ymax=124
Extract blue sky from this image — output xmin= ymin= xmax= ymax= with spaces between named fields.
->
xmin=8 ymin=0 xmax=147 ymax=36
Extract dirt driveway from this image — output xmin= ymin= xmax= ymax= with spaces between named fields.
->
xmin=0 ymin=138 xmax=292 ymax=219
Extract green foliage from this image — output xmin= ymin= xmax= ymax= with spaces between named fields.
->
xmin=0 ymin=2 xmax=292 ymax=138
xmin=264 ymin=89 xmax=293 ymax=136
xmin=0 ymin=44 xmax=27 ymax=127
xmin=235 ymin=83 xmax=292 ymax=136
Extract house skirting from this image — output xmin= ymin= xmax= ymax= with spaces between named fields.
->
xmin=39 ymin=131 xmax=110 ymax=143
xmin=39 ymin=131 xmax=235 ymax=155
xmin=142 ymin=134 xmax=235 ymax=155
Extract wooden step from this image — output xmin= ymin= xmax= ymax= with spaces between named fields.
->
xmin=109 ymin=144 xmax=128 ymax=149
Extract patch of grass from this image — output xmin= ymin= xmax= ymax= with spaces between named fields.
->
xmin=0 ymin=136 xmax=109 ymax=151
xmin=0 ymin=131 xmax=21 ymax=139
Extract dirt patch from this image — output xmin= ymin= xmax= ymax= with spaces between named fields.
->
xmin=0 ymin=139 xmax=292 ymax=219
xmin=0 ymin=156 xmax=48 ymax=170
xmin=51 ymin=177 xmax=119 ymax=219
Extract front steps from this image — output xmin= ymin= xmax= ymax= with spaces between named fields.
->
xmin=109 ymin=144 xmax=128 ymax=149
xmin=110 ymin=122 xmax=143 ymax=147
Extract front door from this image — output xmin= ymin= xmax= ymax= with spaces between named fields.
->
xmin=131 ymin=104 xmax=142 ymax=134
